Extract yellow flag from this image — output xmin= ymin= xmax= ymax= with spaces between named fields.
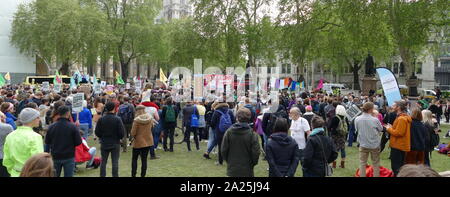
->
xmin=4 ymin=72 xmax=10 ymax=81
xmin=160 ymin=68 xmax=168 ymax=83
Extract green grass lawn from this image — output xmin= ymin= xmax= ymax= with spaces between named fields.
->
xmin=76 ymin=125 xmax=450 ymax=177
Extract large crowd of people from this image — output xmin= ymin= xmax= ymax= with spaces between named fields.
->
xmin=0 ymin=82 xmax=448 ymax=177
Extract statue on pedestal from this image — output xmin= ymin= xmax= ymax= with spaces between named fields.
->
xmin=365 ymin=54 xmax=375 ymax=77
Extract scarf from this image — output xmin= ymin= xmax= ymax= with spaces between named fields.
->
xmin=309 ymin=127 xmax=324 ymax=136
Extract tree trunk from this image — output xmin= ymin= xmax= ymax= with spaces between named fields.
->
xmin=101 ymin=60 xmax=107 ymax=79
xmin=120 ymin=62 xmax=129 ymax=82
xmin=136 ymin=62 xmax=141 ymax=79
xmin=59 ymin=61 xmax=70 ymax=76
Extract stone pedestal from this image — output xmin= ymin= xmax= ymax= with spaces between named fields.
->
xmin=362 ymin=76 xmax=378 ymax=96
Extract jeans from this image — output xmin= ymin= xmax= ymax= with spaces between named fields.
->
xmin=339 ymin=148 xmax=346 ymax=159
xmin=185 ymin=126 xmax=199 ymax=151
xmin=79 ymin=123 xmax=90 ymax=139
xmin=348 ymin=123 xmax=356 ymax=147
xmin=390 ymin=148 xmax=405 ymax=176
xmin=303 ymin=170 xmax=321 ymax=177
xmin=100 ymin=144 xmax=120 ymax=177
xmin=359 ymin=147 xmax=380 ymax=177
xmin=163 ymin=127 xmax=175 ymax=151
xmin=54 ymin=158 xmax=75 ymax=177
xmin=153 ymin=125 xmax=162 ymax=149
xmin=206 ymin=127 xmax=217 ymax=153
xmin=131 ymin=146 xmax=150 ymax=177
xmin=87 ymin=147 xmax=97 ymax=166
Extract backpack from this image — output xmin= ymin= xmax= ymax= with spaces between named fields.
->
xmin=118 ymin=104 xmax=133 ymax=124
xmin=336 ymin=115 xmax=348 ymax=136
xmin=191 ymin=105 xmax=199 ymax=128
xmin=217 ymin=109 xmax=232 ymax=133
xmin=165 ymin=105 xmax=176 ymax=123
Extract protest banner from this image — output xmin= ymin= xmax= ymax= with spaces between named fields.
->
xmin=126 ymin=83 xmax=131 ymax=90
xmin=53 ymin=83 xmax=62 ymax=93
xmin=72 ymin=93 xmax=84 ymax=113
xmin=42 ymin=81 xmax=50 ymax=92
xmin=376 ymin=67 xmax=402 ymax=106
xmin=101 ymin=81 xmax=107 ymax=88
xmin=346 ymin=104 xmax=362 ymax=121
xmin=94 ymin=83 xmax=102 ymax=94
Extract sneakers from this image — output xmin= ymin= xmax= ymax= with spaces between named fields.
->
xmin=215 ymin=161 xmax=223 ymax=166
xmin=203 ymin=153 xmax=211 ymax=159
xmin=150 ymin=156 xmax=160 ymax=160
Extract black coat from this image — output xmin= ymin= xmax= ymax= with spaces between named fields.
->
xmin=265 ymin=132 xmax=299 ymax=177
xmin=45 ymin=118 xmax=82 ymax=160
xmin=182 ymin=104 xmax=199 ymax=127
xmin=95 ymin=113 xmax=125 ymax=145
xmin=303 ymin=131 xmax=338 ymax=177
xmin=410 ymin=119 xmax=426 ymax=151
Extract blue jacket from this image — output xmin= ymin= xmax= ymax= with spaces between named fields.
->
xmin=5 ymin=112 xmax=17 ymax=130
xmin=73 ymin=108 xmax=92 ymax=129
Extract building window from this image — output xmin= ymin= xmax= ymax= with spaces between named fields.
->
xmin=282 ymin=64 xmax=287 ymax=74
xmin=416 ymin=62 xmax=422 ymax=74
xmin=287 ymin=64 xmax=291 ymax=74
xmin=393 ymin=63 xmax=399 ymax=74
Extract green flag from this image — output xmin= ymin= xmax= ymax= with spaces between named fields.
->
xmin=115 ymin=71 xmax=125 ymax=85
xmin=0 ymin=73 xmax=5 ymax=87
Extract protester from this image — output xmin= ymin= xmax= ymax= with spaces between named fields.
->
xmin=130 ymin=105 xmax=154 ymax=177
xmin=0 ymin=111 xmax=13 ymax=177
xmin=303 ymin=116 xmax=338 ymax=177
xmin=422 ymin=110 xmax=439 ymax=166
xmin=328 ymin=105 xmax=348 ymax=168
xmin=221 ymin=108 xmax=260 ymax=177
xmin=19 ymin=153 xmax=54 ymax=177
xmin=385 ymin=100 xmax=412 ymax=176
xmin=118 ymin=97 xmax=135 ymax=152
xmin=265 ymin=118 xmax=299 ymax=177
xmin=45 ymin=106 xmax=82 ymax=177
xmin=355 ymin=102 xmax=383 ymax=177
xmin=2 ymin=108 xmax=44 ymax=177
xmin=288 ymin=107 xmax=310 ymax=170
xmin=182 ymin=101 xmax=200 ymax=151
xmin=74 ymin=100 xmax=93 ymax=140
xmin=95 ymin=102 xmax=125 ymax=177
xmin=406 ymin=108 xmax=426 ymax=165
xmin=161 ymin=97 xmax=178 ymax=152
xmin=1 ymin=102 xmax=17 ymax=130
xmin=211 ymin=102 xmax=235 ymax=165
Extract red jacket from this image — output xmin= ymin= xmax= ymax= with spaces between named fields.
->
xmin=75 ymin=140 xmax=91 ymax=163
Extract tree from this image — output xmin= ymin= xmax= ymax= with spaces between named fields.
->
xmin=386 ymin=0 xmax=448 ymax=79
xmin=92 ymin=0 xmax=161 ymax=80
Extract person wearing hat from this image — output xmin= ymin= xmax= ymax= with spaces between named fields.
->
xmin=2 ymin=108 xmax=44 ymax=177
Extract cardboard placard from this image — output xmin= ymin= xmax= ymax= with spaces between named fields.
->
xmin=100 ymin=81 xmax=107 ymax=88
xmin=126 ymin=83 xmax=131 ymax=90
xmin=72 ymin=93 xmax=84 ymax=113
xmin=42 ymin=82 xmax=49 ymax=92
xmin=53 ymin=83 xmax=62 ymax=93
xmin=94 ymin=83 xmax=102 ymax=94
xmin=346 ymin=104 xmax=362 ymax=121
